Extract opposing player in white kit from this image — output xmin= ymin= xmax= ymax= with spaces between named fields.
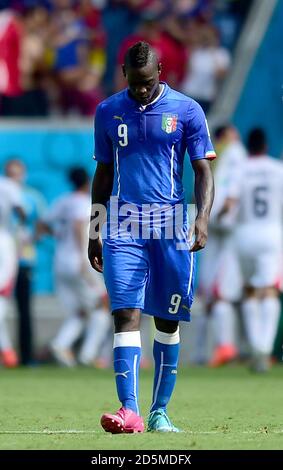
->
xmin=197 ymin=125 xmax=246 ymax=366
xmin=221 ymin=128 xmax=283 ymax=372
xmin=39 ymin=168 xmax=110 ymax=367
xmin=0 ymin=174 xmax=25 ymax=367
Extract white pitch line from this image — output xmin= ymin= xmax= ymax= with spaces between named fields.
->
xmin=187 ymin=430 xmax=283 ymax=435
xmin=0 ymin=430 xmax=282 ymax=436
xmin=0 ymin=430 xmax=99 ymax=435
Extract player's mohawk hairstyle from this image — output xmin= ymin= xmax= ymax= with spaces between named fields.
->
xmin=124 ymin=41 xmax=156 ymax=69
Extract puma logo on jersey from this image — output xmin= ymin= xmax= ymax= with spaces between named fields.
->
xmin=113 ymin=115 xmax=124 ymax=122
xmin=115 ymin=370 xmax=130 ymax=378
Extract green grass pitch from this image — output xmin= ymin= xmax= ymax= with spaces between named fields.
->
xmin=0 ymin=365 xmax=282 ymax=450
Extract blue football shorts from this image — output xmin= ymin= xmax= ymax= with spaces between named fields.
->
xmin=102 ymin=231 xmax=196 ymax=322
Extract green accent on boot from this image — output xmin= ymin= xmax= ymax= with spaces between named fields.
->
xmin=147 ymin=409 xmax=180 ymax=433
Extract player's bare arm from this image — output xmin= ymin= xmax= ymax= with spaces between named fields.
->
xmin=190 ymin=159 xmax=214 ymax=252
xmin=88 ymin=161 xmax=114 ymax=273
xmin=217 ymin=196 xmax=238 ymax=220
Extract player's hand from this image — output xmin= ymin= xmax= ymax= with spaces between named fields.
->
xmin=189 ymin=215 xmax=208 ymax=252
xmin=88 ymin=238 xmax=103 ymax=273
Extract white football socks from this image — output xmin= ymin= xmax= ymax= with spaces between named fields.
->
xmin=0 ymin=297 xmax=12 ymax=350
xmin=78 ymin=308 xmax=111 ymax=364
xmin=51 ymin=314 xmax=84 ymax=350
xmin=242 ymin=298 xmax=261 ymax=352
xmin=258 ymin=297 xmax=280 ymax=354
xmin=242 ymin=296 xmax=280 ymax=355
xmin=211 ymin=300 xmax=236 ymax=346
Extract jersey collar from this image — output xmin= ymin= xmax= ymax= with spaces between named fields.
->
xmin=124 ymin=82 xmax=169 ymax=109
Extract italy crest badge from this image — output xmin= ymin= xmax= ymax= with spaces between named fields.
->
xmin=162 ymin=113 xmax=178 ymax=134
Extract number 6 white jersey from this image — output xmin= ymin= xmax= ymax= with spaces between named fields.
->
xmin=230 ymin=155 xmax=283 ymax=288
xmin=232 ymin=155 xmax=283 ymax=229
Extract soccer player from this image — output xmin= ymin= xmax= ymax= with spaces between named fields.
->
xmin=220 ymin=128 xmax=283 ymax=372
xmin=88 ymin=41 xmax=215 ymax=433
xmin=0 ymin=173 xmax=25 ymax=367
xmin=197 ymin=125 xmax=246 ymax=366
xmin=5 ymin=159 xmax=47 ymax=366
xmin=39 ymin=168 xmax=110 ymax=367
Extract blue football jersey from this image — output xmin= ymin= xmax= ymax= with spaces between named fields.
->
xmin=94 ymin=82 xmax=216 ymax=205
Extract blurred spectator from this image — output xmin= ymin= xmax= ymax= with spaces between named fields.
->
xmin=172 ymin=0 xmax=212 ymax=19
xmin=181 ymin=23 xmax=231 ymax=113
xmin=0 ymin=5 xmax=24 ymax=115
xmin=20 ymin=6 xmax=50 ymax=116
xmin=49 ymin=0 xmax=105 ymax=115
xmin=115 ymin=8 xmax=187 ymax=91
xmin=0 ymin=0 xmax=248 ymax=115
xmin=213 ymin=0 xmax=253 ymax=50
xmin=5 ymin=159 xmax=47 ymax=366
xmin=0 ymin=4 xmax=51 ymax=116
xmin=77 ymin=0 xmax=107 ymax=80
xmin=103 ymin=0 xmax=147 ymax=93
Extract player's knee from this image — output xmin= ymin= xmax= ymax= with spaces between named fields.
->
xmin=260 ymin=286 xmax=279 ymax=298
xmin=244 ymin=286 xmax=257 ymax=298
xmin=154 ymin=317 xmax=179 ymax=334
xmin=113 ymin=308 xmax=140 ymax=332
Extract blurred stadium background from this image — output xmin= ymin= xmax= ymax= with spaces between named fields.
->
xmin=0 ymin=0 xmax=283 ymax=450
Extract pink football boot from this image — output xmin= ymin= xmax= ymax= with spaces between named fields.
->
xmin=101 ymin=407 xmax=144 ymax=434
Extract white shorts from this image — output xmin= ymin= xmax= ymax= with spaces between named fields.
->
xmin=234 ymin=225 xmax=283 ymax=289
xmin=198 ymin=230 xmax=243 ymax=303
xmin=0 ymin=229 xmax=17 ymax=297
xmin=55 ymin=270 xmax=107 ymax=316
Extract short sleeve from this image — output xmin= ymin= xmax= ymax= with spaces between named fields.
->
xmin=226 ymin=162 xmax=245 ymax=199
xmin=186 ymin=101 xmax=216 ymax=162
xmin=93 ymin=104 xmax=114 ymax=163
